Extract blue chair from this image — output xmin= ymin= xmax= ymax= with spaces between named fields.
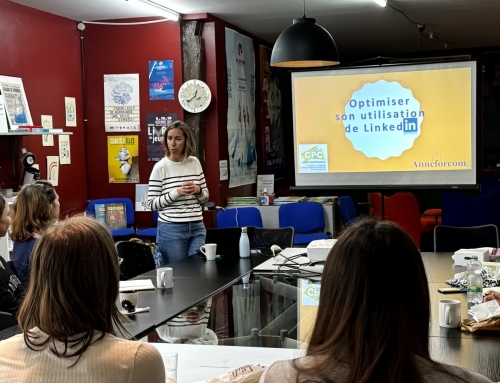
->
xmin=441 ymin=191 xmax=500 ymax=230
xmin=136 ymin=211 xmax=159 ymax=238
xmin=216 ymin=207 xmax=263 ymax=228
xmin=338 ymin=196 xmax=357 ymax=225
xmin=480 ymin=176 xmax=500 ymax=196
xmin=87 ymin=198 xmax=135 ymax=238
xmin=278 ymin=202 xmax=329 ymax=246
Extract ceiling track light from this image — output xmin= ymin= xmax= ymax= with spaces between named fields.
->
xmin=131 ymin=0 xmax=180 ymax=21
xmin=270 ymin=0 xmax=339 ymax=68
xmin=372 ymin=0 xmax=387 ymax=7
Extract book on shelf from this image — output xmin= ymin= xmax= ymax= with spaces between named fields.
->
xmin=105 ymin=203 xmax=127 ymax=230
xmin=305 ymin=196 xmax=337 ymax=204
xmin=226 ymin=196 xmax=261 ymax=206
xmin=94 ymin=204 xmax=106 ymax=225
xmin=273 ymin=196 xmax=307 ymax=205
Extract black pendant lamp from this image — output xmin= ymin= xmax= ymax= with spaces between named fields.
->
xmin=271 ymin=0 xmax=339 ymax=68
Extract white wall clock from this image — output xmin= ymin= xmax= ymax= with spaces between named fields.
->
xmin=178 ymin=79 xmax=212 ymax=113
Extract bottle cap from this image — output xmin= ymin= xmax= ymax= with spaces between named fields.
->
xmin=241 ymin=227 xmax=247 ymax=233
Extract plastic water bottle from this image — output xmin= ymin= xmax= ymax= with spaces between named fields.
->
xmin=261 ymin=188 xmax=269 ymax=206
xmin=467 ymin=255 xmax=483 ymax=306
xmin=239 ymin=227 xmax=250 ymax=258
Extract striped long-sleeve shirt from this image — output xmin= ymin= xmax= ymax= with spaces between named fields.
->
xmin=147 ymin=156 xmax=209 ymax=223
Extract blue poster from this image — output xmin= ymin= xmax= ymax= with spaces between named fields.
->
xmin=148 ymin=60 xmax=174 ymax=100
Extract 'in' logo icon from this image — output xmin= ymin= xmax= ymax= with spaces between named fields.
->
xmin=403 ymin=118 xmax=419 ymax=134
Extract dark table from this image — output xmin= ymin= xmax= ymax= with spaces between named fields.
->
xmin=124 ymin=253 xmax=269 ymax=335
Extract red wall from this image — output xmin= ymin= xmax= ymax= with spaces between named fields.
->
xmin=83 ymin=19 xmax=183 ymax=228
xmin=0 ymin=0 xmax=87 ymax=215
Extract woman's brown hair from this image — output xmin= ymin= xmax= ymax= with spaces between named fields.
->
xmin=0 ymin=195 xmax=5 ymax=217
xmin=10 ymin=180 xmax=57 ymax=242
xmin=163 ymin=120 xmax=196 ymax=160
xmin=296 ymin=217 xmax=430 ymax=383
xmin=17 ymin=216 xmax=126 ymax=361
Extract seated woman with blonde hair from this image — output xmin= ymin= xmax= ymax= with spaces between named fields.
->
xmin=260 ymin=217 xmax=491 ymax=383
xmin=0 ymin=216 xmax=165 ymax=383
xmin=10 ymin=180 xmax=59 ymax=284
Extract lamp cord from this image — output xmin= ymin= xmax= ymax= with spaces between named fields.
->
xmin=303 ymin=0 xmax=306 ymax=18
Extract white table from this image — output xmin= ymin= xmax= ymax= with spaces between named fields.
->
xmin=226 ymin=204 xmax=337 ymax=238
xmin=152 ymin=343 xmax=305 ymax=383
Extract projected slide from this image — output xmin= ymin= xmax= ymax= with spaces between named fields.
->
xmin=292 ymin=62 xmax=476 ymax=187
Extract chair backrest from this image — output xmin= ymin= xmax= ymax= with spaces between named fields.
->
xmin=204 ymin=227 xmax=254 ymax=258
xmin=0 ymin=311 xmax=15 ymax=331
xmin=434 ymin=224 xmax=499 ymax=252
xmin=216 ymin=207 xmax=263 ymax=228
xmin=250 ymin=227 xmax=294 ymax=251
xmin=441 ymin=191 xmax=500 ymax=229
xmin=338 ymin=196 xmax=357 ymax=225
xmin=87 ymin=198 xmax=135 ymax=226
xmin=480 ymin=176 xmax=500 ymax=196
xmin=115 ymin=241 xmax=156 ymax=280
xmin=278 ymin=202 xmax=325 ymax=234
xmin=370 ymin=192 xmax=382 ymax=217
xmin=371 ymin=192 xmax=422 ymax=248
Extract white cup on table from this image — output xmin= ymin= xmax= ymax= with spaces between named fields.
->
xmin=200 ymin=243 xmax=217 ymax=261
xmin=439 ymin=299 xmax=461 ymax=328
xmin=162 ymin=352 xmax=178 ymax=382
xmin=156 ymin=267 xmax=173 ymax=289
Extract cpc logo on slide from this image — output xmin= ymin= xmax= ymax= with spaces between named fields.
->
xmin=340 ymin=80 xmax=424 ymax=160
xmin=299 ymin=144 xmax=328 ymax=173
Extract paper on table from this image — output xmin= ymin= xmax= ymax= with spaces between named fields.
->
xmin=119 ymin=279 xmax=155 ymax=292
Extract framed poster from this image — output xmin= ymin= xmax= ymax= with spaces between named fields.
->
xmin=0 ymin=75 xmax=33 ymax=130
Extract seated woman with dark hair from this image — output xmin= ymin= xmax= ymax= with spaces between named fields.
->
xmin=10 ymin=180 xmax=59 ymax=284
xmin=260 ymin=217 xmax=491 ymax=383
xmin=0 ymin=216 xmax=165 ymax=382
xmin=0 ymin=195 xmax=24 ymax=316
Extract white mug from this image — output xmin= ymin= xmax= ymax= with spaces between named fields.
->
xmin=120 ymin=291 xmax=138 ymax=313
xmin=200 ymin=243 xmax=217 ymax=261
xmin=157 ymin=267 xmax=173 ymax=289
xmin=439 ymin=299 xmax=461 ymax=328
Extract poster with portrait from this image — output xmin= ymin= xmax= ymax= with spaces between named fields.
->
xmin=107 ymin=135 xmax=139 ymax=183
xmin=225 ymin=28 xmax=257 ymax=188
xmin=0 ymin=76 xmax=33 ymax=130
xmin=259 ymin=46 xmax=285 ymax=179
xmin=104 ymin=74 xmax=140 ymax=132
xmin=148 ymin=60 xmax=174 ymax=100
xmin=146 ymin=112 xmax=177 ymax=161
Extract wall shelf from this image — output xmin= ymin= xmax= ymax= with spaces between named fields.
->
xmin=0 ymin=131 xmax=73 ymax=136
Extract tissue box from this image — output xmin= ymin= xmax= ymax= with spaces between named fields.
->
xmin=452 ymin=248 xmax=490 ymax=267
xmin=306 ymin=239 xmax=337 ymax=262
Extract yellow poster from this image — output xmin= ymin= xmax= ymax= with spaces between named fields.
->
xmin=107 ymin=135 xmax=140 ymax=183
xmin=293 ymin=65 xmax=473 ymax=174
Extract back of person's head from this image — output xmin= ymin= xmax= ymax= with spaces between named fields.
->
xmin=0 ymin=195 xmax=10 ymax=238
xmin=10 ymin=180 xmax=58 ymax=242
xmin=303 ymin=217 xmax=430 ymax=383
xmin=17 ymin=215 xmax=125 ymax=359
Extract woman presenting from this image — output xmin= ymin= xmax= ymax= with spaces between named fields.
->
xmin=147 ymin=120 xmax=209 ymax=264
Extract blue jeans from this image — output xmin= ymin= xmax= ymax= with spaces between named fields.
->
xmin=156 ymin=221 xmax=206 ymax=264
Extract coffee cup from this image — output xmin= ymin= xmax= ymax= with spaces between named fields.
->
xmin=157 ymin=267 xmax=173 ymax=289
xmin=439 ymin=299 xmax=461 ymax=328
xmin=120 ymin=290 xmax=138 ymax=313
xmin=200 ymin=243 xmax=217 ymax=261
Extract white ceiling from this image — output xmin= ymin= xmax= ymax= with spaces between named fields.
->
xmin=9 ymin=0 xmax=500 ymax=57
